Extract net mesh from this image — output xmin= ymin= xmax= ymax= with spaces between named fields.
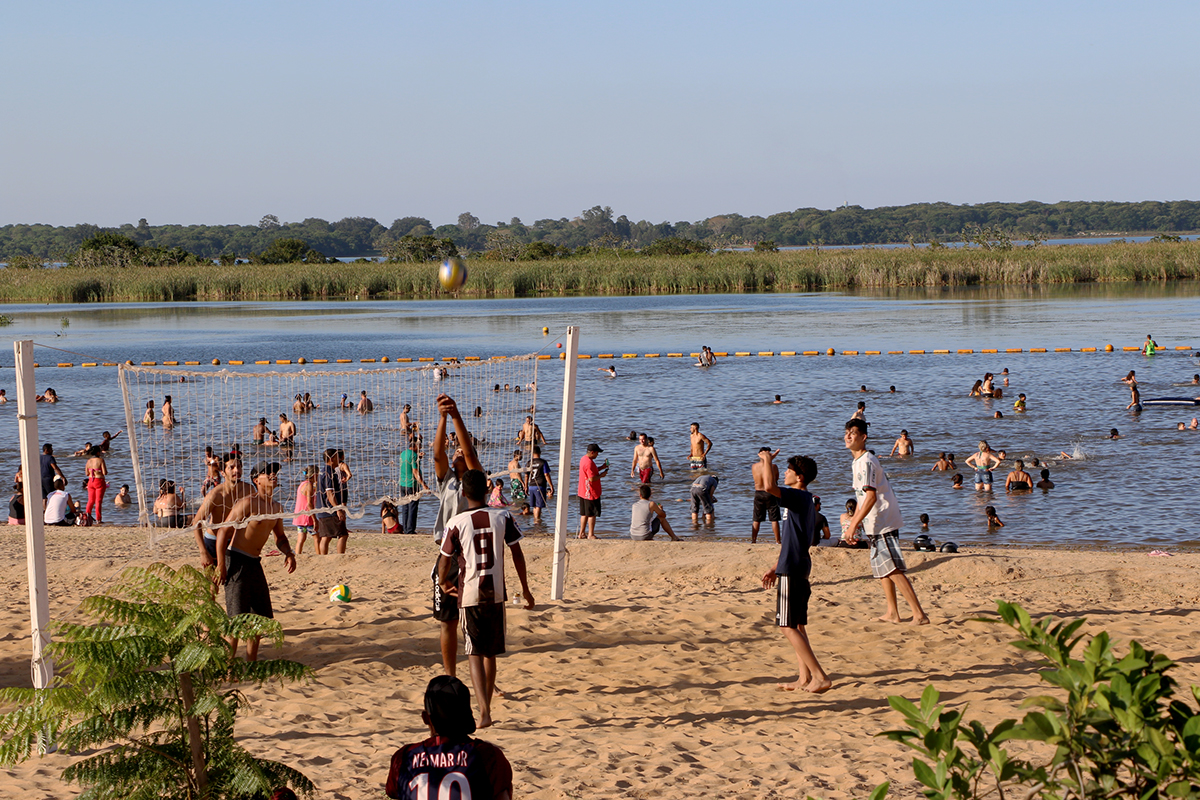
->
xmin=118 ymin=357 xmax=542 ymax=541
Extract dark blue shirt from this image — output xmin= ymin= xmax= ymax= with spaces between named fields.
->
xmin=315 ymin=464 xmax=345 ymax=519
xmin=775 ymin=486 xmax=816 ymax=578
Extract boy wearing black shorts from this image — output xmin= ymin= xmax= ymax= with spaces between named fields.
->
xmin=759 ymin=453 xmax=831 ymax=693
xmin=438 ymin=469 xmax=534 ymax=728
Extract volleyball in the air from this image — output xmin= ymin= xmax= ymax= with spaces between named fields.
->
xmin=439 ymin=257 xmax=468 ymax=291
xmin=329 ymin=584 xmax=352 ymax=603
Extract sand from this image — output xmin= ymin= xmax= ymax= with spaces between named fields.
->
xmin=1 ymin=527 xmax=1198 ymax=799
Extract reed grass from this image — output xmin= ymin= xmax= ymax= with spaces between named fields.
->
xmin=1 ymin=241 xmax=1198 ymax=303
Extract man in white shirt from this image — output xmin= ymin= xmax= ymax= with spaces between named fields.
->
xmin=43 ymin=477 xmax=75 ymax=526
xmin=841 ymin=419 xmax=929 ymax=625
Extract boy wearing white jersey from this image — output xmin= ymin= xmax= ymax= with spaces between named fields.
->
xmin=438 ymin=469 xmax=535 ymax=729
xmin=841 ymin=419 xmax=929 ymax=625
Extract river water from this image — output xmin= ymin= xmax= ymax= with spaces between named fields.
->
xmin=2 ymin=283 xmax=1198 ymax=550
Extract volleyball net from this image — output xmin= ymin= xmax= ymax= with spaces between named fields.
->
xmin=118 ymin=357 xmax=542 ymax=541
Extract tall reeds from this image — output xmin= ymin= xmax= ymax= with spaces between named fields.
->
xmin=0 ymin=241 xmax=1197 ymax=303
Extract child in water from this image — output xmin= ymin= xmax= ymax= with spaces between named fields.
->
xmin=986 ymin=506 xmax=1004 ymax=529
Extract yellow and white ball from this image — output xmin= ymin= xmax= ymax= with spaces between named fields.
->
xmin=329 ymin=584 xmax=352 ymax=603
xmin=438 ymin=257 xmax=468 ymax=291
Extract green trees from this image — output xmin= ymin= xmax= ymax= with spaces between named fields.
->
xmin=0 ymin=563 xmax=313 ymax=800
xmin=876 ymin=601 xmax=1200 ymax=800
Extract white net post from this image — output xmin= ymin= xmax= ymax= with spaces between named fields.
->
xmin=118 ymin=365 xmax=150 ymax=528
xmin=15 ymin=341 xmax=54 ymax=753
xmin=551 ymin=327 xmax=579 ymax=601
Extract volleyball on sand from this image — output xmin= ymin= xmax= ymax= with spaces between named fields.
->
xmin=329 ymin=584 xmax=352 ymax=603
xmin=438 ymin=257 xmax=468 ymax=291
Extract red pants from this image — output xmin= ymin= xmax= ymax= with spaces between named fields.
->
xmin=86 ymin=478 xmax=106 ymax=523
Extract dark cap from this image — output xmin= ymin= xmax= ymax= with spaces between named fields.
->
xmin=586 ymin=442 xmax=603 ymax=453
xmin=424 ymin=675 xmax=476 ymax=738
xmin=251 ymin=461 xmax=281 ymax=479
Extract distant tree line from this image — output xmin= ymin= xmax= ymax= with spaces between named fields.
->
xmin=2 ymin=200 xmax=1198 ymax=262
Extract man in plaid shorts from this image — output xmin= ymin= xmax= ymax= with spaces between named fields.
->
xmin=841 ymin=419 xmax=930 ymax=625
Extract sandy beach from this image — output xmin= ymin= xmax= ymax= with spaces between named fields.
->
xmin=1 ymin=527 xmax=1197 ymax=799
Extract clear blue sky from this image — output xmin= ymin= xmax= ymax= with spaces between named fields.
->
xmin=4 ymin=1 xmax=1198 ymax=228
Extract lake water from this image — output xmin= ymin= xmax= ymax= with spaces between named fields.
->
xmin=2 ymin=284 xmax=1198 ymax=550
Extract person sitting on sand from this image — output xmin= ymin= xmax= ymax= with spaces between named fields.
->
xmin=380 ymin=500 xmax=402 ymax=534
xmin=629 ymin=483 xmax=679 ymax=541
xmin=1036 ymin=469 xmax=1054 ymax=489
xmin=759 ymin=452 xmax=831 ymax=693
xmin=385 ymin=676 xmax=514 ymax=800
xmin=986 ymin=506 xmax=1004 ymax=529
xmin=153 ymin=480 xmax=188 ymax=528
xmin=838 ymin=497 xmax=865 ymax=544
xmin=1005 ymin=460 xmax=1033 ymax=492
xmin=931 ymin=453 xmax=952 ymax=471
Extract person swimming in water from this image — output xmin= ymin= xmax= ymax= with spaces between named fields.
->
xmin=1005 ymin=460 xmax=1033 ymax=492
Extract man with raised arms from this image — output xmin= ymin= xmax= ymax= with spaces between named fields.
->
xmin=688 ymin=422 xmax=712 ymax=471
xmin=760 ymin=452 xmax=831 ymax=693
xmin=751 ymin=447 xmax=781 ymax=544
xmin=191 ymin=454 xmax=253 ymax=567
xmin=842 ymin=418 xmax=930 ymax=625
xmin=437 ymin=468 xmax=534 ymax=728
xmin=432 ymin=394 xmax=483 ymax=678
xmin=213 ymin=461 xmax=297 ymax=661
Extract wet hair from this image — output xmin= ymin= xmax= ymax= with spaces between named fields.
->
xmin=461 ymin=469 xmax=487 ymax=501
xmin=1109 ymin=428 xmax=1119 ymax=437
xmin=985 ymin=506 xmax=998 ymax=516
xmin=952 ymin=474 xmax=963 ymax=485
xmin=774 ymin=394 xmax=781 ymax=401
xmin=786 ymin=455 xmax=817 ymax=483
xmin=856 ymin=401 xmax=865 ymax=409
xmin=1040 ymin=469 xmax=1050 ymax=478
xmin=88 ymin=445 xmax=100 ymax=457
xmin=845 ymin=418 xmax=868 ymax=436
xmin=889 ymin=386 xmax=896 ymax=392
xmin=1015 ymin=460 xmax=1024 ymax=469
xmin=638 ymin=484 xmax=652 ymax=499
xmin=919 ymin=513 xmax=929 ymax=524
xmin=759 ymin=446 xmax=772 ymax=453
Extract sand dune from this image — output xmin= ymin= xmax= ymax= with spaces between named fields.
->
xmin=1 ymin=527 xmax=1197 ymax=799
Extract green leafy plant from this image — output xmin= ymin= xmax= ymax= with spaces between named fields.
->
xmin=0 ymin=563 xmax=314 ymax=800
xmin=877 ymin=601 xmax=1200 ymax=800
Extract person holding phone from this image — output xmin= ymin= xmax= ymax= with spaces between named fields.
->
xmin=576 ymin=443 xmax=608 ymax=539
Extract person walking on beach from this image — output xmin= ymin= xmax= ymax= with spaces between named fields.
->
xmin=689 ymin=422 xmax=712 ymax=470
xmin=751 ymin=447 xmax=781 ymax=544
xmin=760 ymin=452 xmax=831 ymax=693
xmin=385 ymin=675 xmax=514 ymax=800
xmin=432 ymin=393 xmax=484 ymax=678
xmin=437 ymin=468 xmax=534 ymax=728
xmin=213 ymin=461 xmax=297 ymax=662
xmin=842 ymin=419 xmax=929 ymax=625
xmin=576 ymin=443 xmax=607 ymax=539
xmin=192 ymin=454 xmax=253 ymax=566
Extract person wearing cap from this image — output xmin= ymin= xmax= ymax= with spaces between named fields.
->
xmin=340 ymin=393 xmax=353 ymax=409
xmin=432 ymin=394 xmax=484 ymax=678
xmin=576 ymin=443 xmax=608 ymax=539
xmin=213 ymin=460 xmax=297 ymax=661
xmin=385 ymin=676 xmax=514 ymax=800
xmin=191 ymin=454 xmax=253 ymax=568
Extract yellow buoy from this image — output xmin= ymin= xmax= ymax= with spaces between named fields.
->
xmin=542 ymin=326 xmax=549 ymax=334
xmin=298 ymin=357 xmax=307 ymax=364
xmin=1104 ymin=344 xmax=1114 ymax=352
xmin=212 ymin=358 xmax=220 ymax=365
xmin=826 ymin=348 xmax=835 ymax=356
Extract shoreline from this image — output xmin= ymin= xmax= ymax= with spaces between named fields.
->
xmin=3 ymin=532 xmax=1198 ymax=798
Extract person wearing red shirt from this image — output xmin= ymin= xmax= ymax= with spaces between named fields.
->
xmin=576 ymin=442 xmax=608 ymax=539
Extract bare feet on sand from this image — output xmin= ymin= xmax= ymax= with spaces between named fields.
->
xmin=778 ymin=678 xmax=832 ymax=693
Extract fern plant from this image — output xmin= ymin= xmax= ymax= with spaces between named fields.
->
xmin=0 ymin=563 xmax=314 ymax=800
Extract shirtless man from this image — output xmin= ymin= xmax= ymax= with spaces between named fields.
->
xmin=931 ymin=452 xmax=952 ymax=471
xmin=399 ymin=403 xmax=413 ymax=435
xmin=277 ymin=413 xmax=296 ymax=448
xmin=192 ymin=455 xmax=254 ymax=567
xmin=688 ymin=422 xmax=712 ymax=470
xmin=161 ymin=395 xmax=177 ymax=428
xmin=515 ymin=415 xmax=546 ymax=446
xmin=631 ymin=434 xmax=663 ymax=483
xmin=213 ymin=461 xmax=297 ymax=661
xmin=358 ymin=390 xmax=374 ymax=413
xmin=852 ymin=401 xmax=866 ymax=421
xmin=890 ymin=430 xmax=914 ymax=457
xmin=292 ymin=394 xmax=305 ymax=414
xmin=751 ymin=447 xmax=781 ymax=544
xmin=507 ymin=449 xmax=525 ymax=494
xmin=252 ymin=417 xmax=271 ymax=445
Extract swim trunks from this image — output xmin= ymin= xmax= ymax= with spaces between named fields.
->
xmin=526 ymin=485 xmax=546 ymax=509
xmin=775 ymin=574 xmax=811 ymax=628
xmin=638 ymin=467 xmax=653 ymax=483
xmin=753 ymin=490 xmax=781 ymax=522
xmin=431 ymin=558 xmax=460 ymax=622
xmin=867 ymin=531 xmax=907 ymax=578
xmin=225 ymin=549 xmax=273 ymax=618
xmin=689 ymin=456 xmax=707 ymax=470
xmin=579 ymin=496 xmax=602 ymax=518
xmin=461 ymin=603 xmax=506 ymax=657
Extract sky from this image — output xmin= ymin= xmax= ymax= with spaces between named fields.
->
xmin=3 ymin=1 xmax=1199 ymax=229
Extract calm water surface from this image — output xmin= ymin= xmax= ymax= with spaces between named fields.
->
xmin=1 ymin=284 xmax=1197 ymax=550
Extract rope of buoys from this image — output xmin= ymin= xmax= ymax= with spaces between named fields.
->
xmin=23 ymin=343 xmax=1198 ymax=368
